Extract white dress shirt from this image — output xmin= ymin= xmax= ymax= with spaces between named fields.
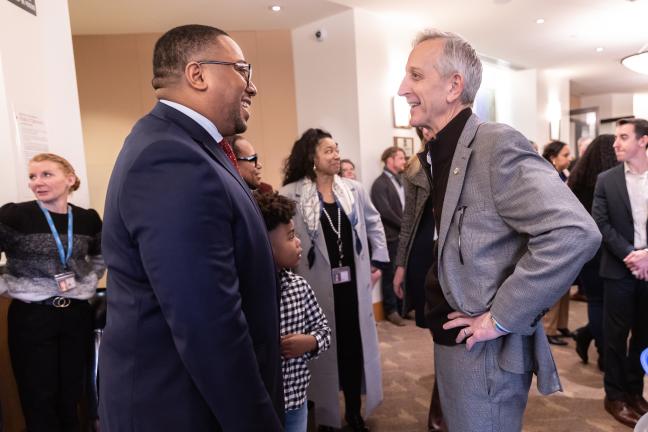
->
xmin=384 ymin=169 xmax=405 ymax=210
xmin=624 ymin=162 xmax=648 ymax=249
xmin=160 ymin=99 xmax=223 ymax=144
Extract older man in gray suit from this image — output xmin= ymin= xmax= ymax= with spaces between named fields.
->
xmin=398 ymin=29 xmax=601 ymax=431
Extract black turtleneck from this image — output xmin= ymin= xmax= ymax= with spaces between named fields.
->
xmin=422 ymin=107 xmax=472 ymax=346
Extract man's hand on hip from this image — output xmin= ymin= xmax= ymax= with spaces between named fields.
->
xmin=443 ymin=311 xmax=506 ymax=351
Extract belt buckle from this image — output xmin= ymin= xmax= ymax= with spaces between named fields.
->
xmin=53 ymin=296 xmax=71 ymax=308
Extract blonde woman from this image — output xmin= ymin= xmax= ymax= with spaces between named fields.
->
xmin=0 ymin=153 xmax=105 ymax=431
xmin=393 ymin=127 xmax=444 ymax=431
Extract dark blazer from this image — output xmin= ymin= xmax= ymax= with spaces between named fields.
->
xmin=370 ymin=171 xmax=403 ymax=245
xmin=592 ymin=164 xmax=647 ymax=280
xmin=99 ymin=102 xmax=283 ymax=431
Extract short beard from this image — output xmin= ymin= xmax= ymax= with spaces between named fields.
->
xmin=231 ymin=109 xmax=248 ymax=135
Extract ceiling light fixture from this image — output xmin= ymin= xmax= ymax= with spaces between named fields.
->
xmin=535 ymin=18 xmax=545 ymax=24
xmin=269 ymin=5 xmax=281 ymax=12
xmin=622 ymin=43 xmax=648 ymax=75
xmin=622 ymin=51 xmax=648 ymax=75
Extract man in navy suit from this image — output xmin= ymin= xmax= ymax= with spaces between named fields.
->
xmin=99 ymin=25 xmax=283 ymax=431
xmin=593 ymin=118 xmax=648 ymax=429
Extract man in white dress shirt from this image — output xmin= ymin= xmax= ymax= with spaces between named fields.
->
xmin=592 ymin=117 xmax=648 ymax=428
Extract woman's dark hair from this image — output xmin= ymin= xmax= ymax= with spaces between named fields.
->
xmin=542 ymin=140 xmax=568 ymax=163
xmin=567 ymin=134 xmax=618 ymax=212
xmin=568 ymin=134 xmax=617 ymax=189
xmin=282 ymin=128 xmax=333 ymax=185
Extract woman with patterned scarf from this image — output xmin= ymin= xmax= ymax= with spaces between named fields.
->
xmin=280 ymin=128 xmax=388 ymax=432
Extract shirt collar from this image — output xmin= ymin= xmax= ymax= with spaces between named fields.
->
xmin=427 ymin=107 xmax=472 ymax=161
xmin=624 ymin=162 xmax=648 ymax=176
xmin=160 ymin=99 xmax=224 ymax=144
xmin=383 ymin=168 xmax=399 ymax=178
xmin=384 ymin=169 xmax=402 ymax=185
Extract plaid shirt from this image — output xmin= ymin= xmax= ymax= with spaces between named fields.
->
xmin=279 ymin=269 xmax=331 ymax=411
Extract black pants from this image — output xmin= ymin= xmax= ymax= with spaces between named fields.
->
xmin=381 ymin=240 xmax=402 ymax=316
xmin=333 ymin=281 xmax=364 ymax=417
xmin=8 ymin=299 xmax=92 ymax=432
xmin=580 ymin=252 xmax=604 ymax=352
xmin=602 ymin=277 xmax=648 ymax=400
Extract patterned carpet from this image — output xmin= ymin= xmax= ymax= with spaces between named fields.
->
xmin=359 ymin=296 xmax=647 ymax=431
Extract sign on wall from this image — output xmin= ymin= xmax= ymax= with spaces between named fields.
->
xmin=6 ymin=0 xmax=36 ymax=16
xmin=14 ymin=109 xmax=49 ymax=201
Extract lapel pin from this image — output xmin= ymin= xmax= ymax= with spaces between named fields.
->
xmin=453 ymin=167 xmax=460 ymax=175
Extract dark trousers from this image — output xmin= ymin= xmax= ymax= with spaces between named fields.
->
xmin=580 ymin=253 xmax=604 ymax=351
xmin=602 ymin=277 xmax=648 ymax=400
xmin=381 ymin=240 xmax=402 ymax=315
xmin=8 ymin=300 xmax=92 ymax=432
xmin=333 ymin=282 xmax=363 ymax=416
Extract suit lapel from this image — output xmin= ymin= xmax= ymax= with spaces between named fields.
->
xmin=292 ymin=184 xmax=331 ymax=265
xmin=612 ymin=165 xmax=633 ymax=221
xmin=152 ymin=102 xmax=258 ymax=208
xmin=382 ymin=172 xmax=403 ymax=217
xmin=437 ymin=114 xmax=481 ymax=254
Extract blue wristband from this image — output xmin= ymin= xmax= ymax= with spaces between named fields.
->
xmin=490 ymin=314 xmax=510 ymax=334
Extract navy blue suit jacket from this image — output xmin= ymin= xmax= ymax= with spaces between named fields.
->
xmin=99 ymin=102 xmax=283 ymax=431
xmin=592 ymin=164 xmax=648 ymax=280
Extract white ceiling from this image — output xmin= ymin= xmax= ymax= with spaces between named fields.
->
xmin=68 ymin=0 xmax=648 ymax=96
xmin=68 ymin=0 xmax=349 ymax=34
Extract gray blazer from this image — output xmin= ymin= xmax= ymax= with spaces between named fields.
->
xmin=280 ymin=178 xmax=388 ymax=427
xmin=439 ymin=114 xmax=601 ymax=394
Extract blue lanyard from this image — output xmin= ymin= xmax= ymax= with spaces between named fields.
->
xmin=37 ymin=201 xmax=73 ymax=269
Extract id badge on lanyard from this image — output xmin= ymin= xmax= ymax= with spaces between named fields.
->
xmin=331 ymin=266 xmax=351 ymax=284
xmin=321 ymin=201 xmax=353 ymax=285
xmin=38 ymin=202 xmax=75 ymax=293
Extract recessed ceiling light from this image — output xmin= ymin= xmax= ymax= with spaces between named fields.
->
xmin=269 ymin=5 xmax=281 ymax=12
xmin=536 ymin=18 xmax=545 ymax=24
xmin=596 ymin=47 xmax=604 ymax=53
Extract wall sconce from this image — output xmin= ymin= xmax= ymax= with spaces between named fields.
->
xmin=392 ymin=96 xmax=411 ymax=128
xmin=546 ymin=99 xmax=562 ymax=141
xmin=549 ymin=119 xmax=561 ymax=141
xmin=634 ymin=93 xmax=648 ymax=119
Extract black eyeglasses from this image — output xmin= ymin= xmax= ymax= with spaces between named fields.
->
xmin=197 ymin=60 xmax=253 ymax=88
xmin=236 ymin=154 xmax=258 ymax=167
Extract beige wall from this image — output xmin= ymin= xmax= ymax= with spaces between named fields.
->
xmin=73 ymin=30 xmax=298 ymax=217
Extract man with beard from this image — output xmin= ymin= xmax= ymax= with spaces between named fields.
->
xmin=371 ymin=146 xmax=407 ymax=326
xmin=99 ymin=25 xmax=283 ymax=431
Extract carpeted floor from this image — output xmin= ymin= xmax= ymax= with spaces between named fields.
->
xmin=358 ymin=296 xmax=647 ymax=431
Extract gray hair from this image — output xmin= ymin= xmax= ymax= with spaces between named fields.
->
xmin=414 ymin=29 xmax=482 ymax=105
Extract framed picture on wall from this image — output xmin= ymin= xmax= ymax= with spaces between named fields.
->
xmin=393 ymin=136 xmax=415 ymax=157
